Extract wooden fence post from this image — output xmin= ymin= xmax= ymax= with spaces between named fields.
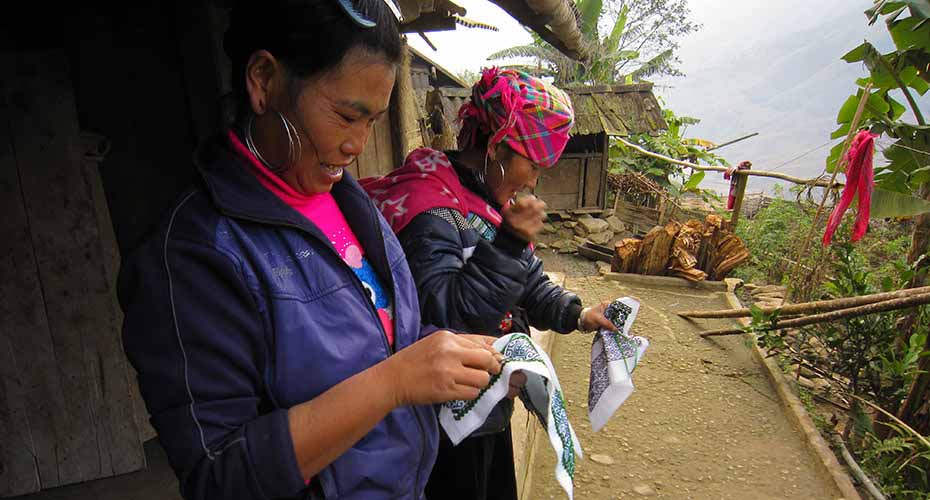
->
xmin=729 ymin=172 xmax=748 ymax=228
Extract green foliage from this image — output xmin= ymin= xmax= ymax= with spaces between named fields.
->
xmin=830 ymin=1 xmax=930 ymax=216
xmin=609 ymin=108 xmax=727 ymax=195
xmin=488 ymin=0 xmax=699 ymax=85
xmin=747 ymin=304 xmax=787 ymax=351
xmin=456 ymin=68 xmax=480 ymax=85
xmin=859 ymin=427 xmax=930 ymax=499
xmin=870 ymin=186 xmax=930 ymax=218
xmin=797 ymin=243 xmax=923 ymax=410
xmin=736 ymin=182 xmax=914 ymax=290
xmin=734 ymin=187 xmax=816 ymax=285
xmin=798 ymin=387 xmax=832 ymax=433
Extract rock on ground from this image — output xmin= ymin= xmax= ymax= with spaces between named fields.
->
xmin=574 ymin=216 xmax=609 ymax=236
xmin=605 ymin=215 xmax=626 ymax=234
xmin=588 ymin=230 xmax=614 ymax=246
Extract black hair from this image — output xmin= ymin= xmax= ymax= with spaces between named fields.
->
xmin=224 ymin=0 xmax=402 ymax=119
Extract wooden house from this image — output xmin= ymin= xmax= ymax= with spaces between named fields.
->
xmin=536 ymin=83 xmax=667 ymax=212
xmin=0 ymin=0 xmax=588 ymax=496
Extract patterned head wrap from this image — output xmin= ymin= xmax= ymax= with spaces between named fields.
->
xmin=457 ymin=68 xmax=574 ymax=168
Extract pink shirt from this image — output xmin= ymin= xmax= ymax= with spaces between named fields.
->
xmin=228 ymin=131 xmax=395 ymax=345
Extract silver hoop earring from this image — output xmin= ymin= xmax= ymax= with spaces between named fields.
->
xmin=245 ymin=111 xmax=302 ymax=174
xmin=478 ymin=155 xmax=489 ymax=185
xmin=479 ymin=156 xmax=506 ymax=187
xmin=276 ymin=110 xmax=302 ymax=166
xmin=245 ymin=114 xmax=273 ymax=168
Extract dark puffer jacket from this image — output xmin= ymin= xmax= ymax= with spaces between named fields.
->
xmin=396 ymin=153 xmax=583 ymax=431
xmin=398 ymin=154 xmax=582 ymax=336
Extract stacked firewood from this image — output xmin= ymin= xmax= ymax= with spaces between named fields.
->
xmin=611 ymin=214 xmax=750 ymax=281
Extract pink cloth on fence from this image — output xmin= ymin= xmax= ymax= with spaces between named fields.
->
xmin=724 ymin=161 xmax=752 ymax=210
xmin=822 ymin=130 xmax=877 ymax=246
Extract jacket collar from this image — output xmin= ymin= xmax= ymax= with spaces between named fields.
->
xmin=196 ymin=136 xmax=394 ymax=288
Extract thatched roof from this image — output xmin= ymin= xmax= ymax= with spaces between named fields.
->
xmin=408 ymin=46 xmax=470 ymax=89
xmin=395 ymin=0 xmax=590 ymax=60
xmin=488 ymin=0 xmax=589 ymax=60
xmin=566 ymin=83 xmax=667 ymax=136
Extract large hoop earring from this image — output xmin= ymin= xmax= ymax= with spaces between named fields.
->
xmin=478 ymin=154 xmax=489 ymax=185
xmin=483 ymin=157 xmax=505 ymax=184
xmin=245 ymin=111 xmax=302 ymax=173
xmin=277 ymin=110 xmax=302 ymax=166
xmin=479 ymin=155 xmax=505 ymax=186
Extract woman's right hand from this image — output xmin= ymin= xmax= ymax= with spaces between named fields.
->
xmin=384 ymin=330 xmax=502 ymax=406
xmin=501 ymin=195 xmax=547 ymax=243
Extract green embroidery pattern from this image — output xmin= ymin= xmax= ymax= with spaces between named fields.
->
xmin=446 ymin=333 xmax=545 ymax=421
xmin=551 ymin=388 xmax=575 ymax=479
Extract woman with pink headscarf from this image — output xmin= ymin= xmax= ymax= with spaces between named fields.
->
xmin=363 ymin=68 xmax=617 ymax=499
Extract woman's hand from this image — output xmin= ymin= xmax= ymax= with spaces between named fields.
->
xmin=501 ymin=195 xmax=547 ymax=243
xmin=384 ymin=330 xmax=502 ymax=406
xmin=579 ymin=301 xmax=619 ymax=333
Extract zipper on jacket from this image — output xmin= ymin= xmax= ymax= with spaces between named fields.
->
xmin=226 ymin=209 xmax=431 ymax=495
xmin=363 ymin=200 xmax=429 ymax=497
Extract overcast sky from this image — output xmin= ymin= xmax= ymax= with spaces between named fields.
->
xmin=409 ymin=0 xmax=928 ymax=194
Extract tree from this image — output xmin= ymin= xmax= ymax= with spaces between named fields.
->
xmin=487 ymin=0 xmax=699 ymax=85
xmin=456 ymin=68 xmax=480 ymax=85
xmin=603 ymin=0 xmax=698 ymax=79
xmin=610 ymin=108 xmax=727 ymax=200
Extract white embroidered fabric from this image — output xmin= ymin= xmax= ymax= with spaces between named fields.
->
xmin=439 ymin=333 xmax=583 ymax=499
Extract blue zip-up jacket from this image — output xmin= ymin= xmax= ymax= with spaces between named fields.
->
xmin=119 ymin=139 xmax=439 ymax=500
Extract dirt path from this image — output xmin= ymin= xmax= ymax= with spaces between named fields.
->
xmin=528 ymin=275 xmax=843 ymax=499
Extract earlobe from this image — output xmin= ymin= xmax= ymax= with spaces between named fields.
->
xmin=245 ymin=50 xmax=278 ymax=115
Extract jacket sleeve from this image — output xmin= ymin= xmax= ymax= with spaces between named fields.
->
xmin=119 ymin=236 xmax=306 ymax=500
xmin=520 ymin=254 xmax=583 ymax=334
xmin=397 ymin=210 xmax=530 ymax=334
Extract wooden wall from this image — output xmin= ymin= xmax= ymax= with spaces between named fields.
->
xmin=0 ymin=51 xmax=145 ymax=497
xmin=347 ymin=114 xmax=396 ymax=180
xmin=536 ymin=152 xmax=606 ymax=210
xmin=536 ymin=133 xmax=608 ymax=211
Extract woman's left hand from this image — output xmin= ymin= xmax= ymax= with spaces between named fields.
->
xmin=579 ymin=301 xmax=619 ymax=333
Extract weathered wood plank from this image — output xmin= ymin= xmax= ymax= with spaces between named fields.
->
xmin=4 ymin=50 xmax=144 ymax=489
xmin=537 ymin=158 xmax=581 ymax=196
xmin=80 ymin=137 xmax=147 ymax=474
xmin=536 ymin=193 xmax=579 ymax=211
xmin=577 ymin=244 xmax=612 ymax=263
xmin=347 ymin=160 xmax=362 ymax=181
xmin=374 ymin=113 xmax=395 ymax=175
xmin=356 ymin=114 xmax=394 ymax=179
xmin=582 ymin=156 xmax=602 ymax=208
xmin=71 ymin=6 xmax=198 ymax=254
xmin=0 ymin=77 xmax=45 ymax=498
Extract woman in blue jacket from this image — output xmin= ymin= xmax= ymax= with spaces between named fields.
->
xmin=118 ymin=1 xmax=500 ymax=499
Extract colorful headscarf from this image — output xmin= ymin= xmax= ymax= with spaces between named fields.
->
xmin=457 ymin=68 xmax=574 ymax=168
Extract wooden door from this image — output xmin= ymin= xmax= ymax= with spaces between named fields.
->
xmin=0 ymin=50 xmax=145 ymax=497
xmin=536 ymin=156 xmax=583 ymax=210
